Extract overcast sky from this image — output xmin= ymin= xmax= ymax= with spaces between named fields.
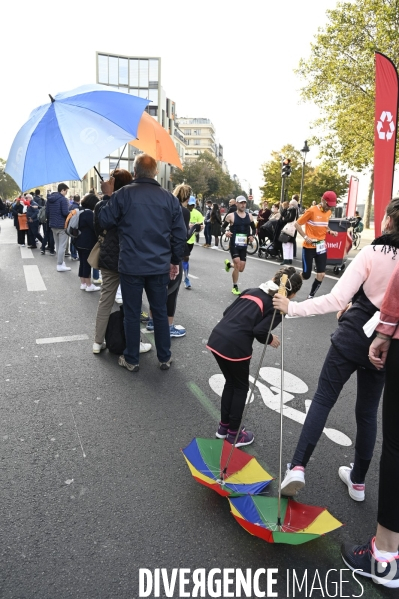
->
xmin=2 ymin=0 xmax=367 ymax=201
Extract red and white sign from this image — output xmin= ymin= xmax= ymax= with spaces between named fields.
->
xmin=346 ymin=176 xmax=359 ymax=217
xmin=374 ymin=52 xmax=399 ymax=237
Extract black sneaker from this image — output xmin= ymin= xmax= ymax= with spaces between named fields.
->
xmin=341 ymin=537 xmax=399 ymax=588
xmin=40 ymin=250 xmax=45 ymax=255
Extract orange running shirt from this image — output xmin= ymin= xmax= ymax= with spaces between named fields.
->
xmin=297 ymin=205 xmax=331 ymax=249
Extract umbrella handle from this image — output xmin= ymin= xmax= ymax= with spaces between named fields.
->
xmin=93 ymin=166 xmax=104 ymax=182
xmin=277 ymin=274 xmax=288 ymax=528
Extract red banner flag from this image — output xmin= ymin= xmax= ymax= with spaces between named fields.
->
xmin=374 ymin=52 xmax=399 ymax=237
xmin=346 ymin=176 xmax=359 ymax=217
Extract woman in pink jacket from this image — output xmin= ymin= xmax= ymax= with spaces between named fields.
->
xmin=272 ymin=197 xmax=399 ymax=505
xmin=341 ymin=261 xmax=399 ymax=588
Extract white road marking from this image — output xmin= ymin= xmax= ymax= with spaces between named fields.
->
xmin=36 ymin=334 xmax=89 ymax=344
xmin=20 ymin=246 xmax=34 ymax=259
xmin=23 ymin=265 xmax=47 ymax=291
xmin=188 ymin=274 xmax=199 ymax=279
xmin=209 ymin=367 xmax=352 ymax=446
xmin=247 ymin=254 xmax=342 ymax=281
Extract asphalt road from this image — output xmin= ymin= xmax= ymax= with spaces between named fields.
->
xmin=0 ymin=218 xmax=390 ymax=599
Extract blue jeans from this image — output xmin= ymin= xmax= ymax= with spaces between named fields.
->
xmin=70 ymin=240 xmax=78 ymax=259
xmin=119 ymin=272 xmax=171 ymax=365
xmin=204 ymin=222 xmax=211 ymax=245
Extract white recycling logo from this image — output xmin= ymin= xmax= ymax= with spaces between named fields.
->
xmin=377 ymin=110 xmax=396 ymax=141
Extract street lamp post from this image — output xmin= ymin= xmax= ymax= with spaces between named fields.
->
xmin=299 ymin=141 xmax=310 ymax=210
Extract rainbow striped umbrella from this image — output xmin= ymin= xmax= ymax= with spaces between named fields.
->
xmin=228 ymin=495 xmax=342 ymax=545
xmin=182 ymin=438 xmax=273 ymax=497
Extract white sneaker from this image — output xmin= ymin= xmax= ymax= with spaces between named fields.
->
xmin=93 ymin=341 xmax=106 ymax=354
xmin=115 ymin=296 xmax=123 ymax=304
xmin=80 ymin=283 xmax=87 ymax=290
xmin=280 ymin=464 xmax=306 ymax=496
xmin=57 ymin=263 xmax=71 ymax=272
xmin=139 ymin=342 xmax=152 ymax=353
xmin=85 ymin=284 xmax=101 ymax=292
xmin=338 ymin=464 xmax=365 ymax=501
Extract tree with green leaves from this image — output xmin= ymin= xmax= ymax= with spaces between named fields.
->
xmin=296 ymin=0 xmax=399 ymax=226
xmin=171 ymin=151 xmax=234 ymax=202
xmin=260 ymin=144 xmax=348 ymax=208
xmin=0 ymin=158 xmax=20 ymax=199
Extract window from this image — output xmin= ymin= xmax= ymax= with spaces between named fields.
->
xmin=129 ymin=88 xmax=139 ymax=97
xmin=148 ymin=88 xmax=158 ymax=105
xmin=149 ymin=59 xmax=159 ymax=84
xmin=148 ymin=106 xmax=158 ymax=117
xmin=139 ymin=89 xmax=149 ymax=99
xmin=184 ymin=129 xmax=192 ymax=136
xmin=194 ymin=139 xmax=201 ymax=145
xmin=99 ymin=159 xmax=109 ymax=179
xmin=109 ymin=56 xmax=118 ymax=85
xmin=139 ymin=59 xmax=149 ymax=87
xmin=194 ymin=129 xmax=201 ymax=135
xmin=98 ymin=55 xmax=108 ymax=84
xmin=129 ymin=59 xmax=139 ymax=87
xmin=119 ymin=58 xmax=128 ymax=85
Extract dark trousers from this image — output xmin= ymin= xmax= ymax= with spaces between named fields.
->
xmin=77 ymin=249 xmax=91 ymax=278
xmin=120 ymin=272 xmax=170 ymax=365
xmin=292 ymin=343 xmax=385 ymax=482
xmin=17 ymin=229 xmax=27 ymax=244
xmin=204 ymin=223 xmax=211 ymax=245
xmin=41 ymin=225 xmax=54 ymax=252
xmin=378 ymin=340 xmax=399 ymax=532
xmin=213 ymin=353 xmax=250 ymax=431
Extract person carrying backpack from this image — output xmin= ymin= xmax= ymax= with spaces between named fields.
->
xmin=75 ymin=194 xmax=101 ymax=292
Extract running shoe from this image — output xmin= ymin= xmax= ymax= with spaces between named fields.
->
xmin=226 ymin=428 xmax=254 ymax=447
xmin=118 ymin=355 xmax=139 ymax=372
xmin=224 ymin=259 xmax=231 ymax=272
xmin=216 ymin=422 xmax=229 ymax=439
xmin=280 ymin=464 xmax=305 ymax=496
xmin=140 ymin=311 xmax=150 ymax=322
xmin=139 ymin=342 xmax=152 ymax=353
xmin=184 ymin=277 xmax=191 ymax=289
xmin=93 ymin=341 xmax=106 ymax=354
xmin=146 ymin=319 xmax=154 ymax=331
xmin=232 ymin=286 xmax=240 ymax=295
xmin=170 ymin=324 xmax=186 ymax=337
xmin=64 ymin=252 xmax=71 ymax=257
xmin=338 ymin=463 xmax=365 ymax=501
xmin=80 ymin=283 xmax=87 ymax=290
xmin=85 ymin=284 xmax=101 ymax=292
xmin=341 ymin=537 xmax=399 ymax=588
xmin=159 ymin=358 xmax=173 ymax=370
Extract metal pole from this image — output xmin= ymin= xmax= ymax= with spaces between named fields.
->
xmin=299 ymin=155 xmax=306 ymax=208
xmin=277 ymin=274 xmax=288 ymax=528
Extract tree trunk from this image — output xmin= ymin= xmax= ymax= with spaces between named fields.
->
xmin=363 ymin=168 xmax=374 ymax=230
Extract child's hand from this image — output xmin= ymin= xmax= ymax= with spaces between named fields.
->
xmin=270 ymin=335 xmax=280 ymax=348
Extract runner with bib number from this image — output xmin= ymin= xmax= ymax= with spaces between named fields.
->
xmin=221 ymin=196 xmax=256 ymax=295
xmin=295 ymin=191 xmax=339 ymax=298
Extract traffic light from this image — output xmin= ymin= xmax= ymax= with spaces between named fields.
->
xmin=281 ymin=158 xmax=292 ymax=178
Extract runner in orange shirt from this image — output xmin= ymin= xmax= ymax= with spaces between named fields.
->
xmin=294 ymin=191 xmax=339 ymax=298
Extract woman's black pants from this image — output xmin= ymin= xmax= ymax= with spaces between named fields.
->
xmin=213 ymin=353 xmax=250 ymax=431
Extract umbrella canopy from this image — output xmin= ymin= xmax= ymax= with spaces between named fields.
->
xmin=6 ymin=84 xmax=150 ymax=191
xmin=228 ymin=495 xmax=342 ymax=545
xmin=182 ymin=438 xmax=273 ymax=497
xmin=129 ymin=112 xmax=182 ymax=168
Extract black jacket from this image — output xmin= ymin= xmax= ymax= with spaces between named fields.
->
xmin=94 ymin=197 xmax=119 ymax=272
xmin=98 ymin=178 xmax=186 ymax=276
xmin=207 ymin=288 xmax=282 ymax=360
xmin=76 ymin=210 xmax=97 ymax=250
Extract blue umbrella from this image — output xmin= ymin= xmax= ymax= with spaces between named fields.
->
xmin=6 ymin=84 xmax=150 ymax=191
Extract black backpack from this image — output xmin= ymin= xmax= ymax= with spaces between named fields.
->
xmin=105 ymin=306 xmax=126 ymax=354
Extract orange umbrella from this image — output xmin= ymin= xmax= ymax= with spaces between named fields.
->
xmin=129 ymin=112 xmax=182 ymax=168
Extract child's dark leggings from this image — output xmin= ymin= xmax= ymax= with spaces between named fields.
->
xmin=213 ymin=352 xmax=250 ymax=431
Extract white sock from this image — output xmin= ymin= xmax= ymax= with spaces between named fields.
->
xmin=374 ymin=542 xmax=399 ymax=560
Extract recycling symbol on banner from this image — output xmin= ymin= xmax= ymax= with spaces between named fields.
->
xmin=377 ymin=111 xmax=396 ymax=140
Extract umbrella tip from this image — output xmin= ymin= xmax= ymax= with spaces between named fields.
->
xmin=49 ymin=94 xmax=55 ymax=103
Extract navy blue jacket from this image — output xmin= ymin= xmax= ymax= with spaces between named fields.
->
xmin=69 ymin=201 xmax=80 ymax=211
xmin=98 ymin=178 xmax=186 ymax=276
xmin=76 ymin=209 xmax=97 ymax=250
xmin=46 ymin=192 xmax=69 ymax=228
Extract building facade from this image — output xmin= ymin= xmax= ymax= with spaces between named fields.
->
xmin=95 ymin=52 xmax=186 ymax=191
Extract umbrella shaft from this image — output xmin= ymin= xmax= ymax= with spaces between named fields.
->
xmin=277 ymin=315 xmax=284 ymax=525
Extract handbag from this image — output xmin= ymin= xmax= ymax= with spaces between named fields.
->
xmin=87 ymin=241 xmax=101 ymax=269
xmin=278 ymin=231 xmax=292 ymax=244
xmin=18 ymin=213 xmax=29 ymax=230
xmin=87 ymin=230 xmax=106 ymax=269
xmin=282 ymin=220 xmax=296 ymax=237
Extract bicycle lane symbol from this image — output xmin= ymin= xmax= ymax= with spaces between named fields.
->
xmin=209 ymin=366 xmax=352 ymax=447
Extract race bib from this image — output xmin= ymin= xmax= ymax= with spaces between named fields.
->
xmin=235 ymin=233 xmax=248 ymax=247
xmin=316 ymin=240 xmax=326 ymax=254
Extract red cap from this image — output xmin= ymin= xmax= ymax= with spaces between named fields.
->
xmin=322 ymin=191 xmax=337 ymax=207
